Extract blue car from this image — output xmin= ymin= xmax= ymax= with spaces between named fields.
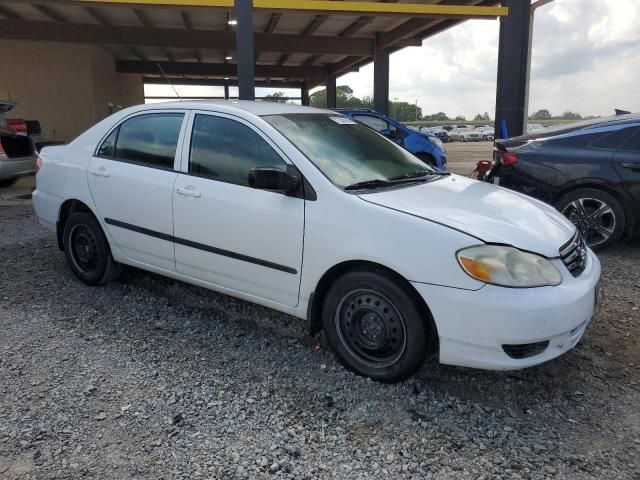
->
xmin=334 ymin=108 xmax=447 ymax=170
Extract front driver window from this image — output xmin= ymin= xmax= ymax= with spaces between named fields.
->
xmin=189 ymin=114 xmax=286 ymax=185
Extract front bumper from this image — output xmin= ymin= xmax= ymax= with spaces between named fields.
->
xmin=412 ymin=250 xmax=601 ymax=370
xmin=0 ymin=155 xmax=36 ymax=180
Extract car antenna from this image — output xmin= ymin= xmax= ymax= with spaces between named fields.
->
xmin=156 ymin=62 xmax=181 ymax=101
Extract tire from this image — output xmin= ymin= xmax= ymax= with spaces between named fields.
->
xmin=461 ymin=136 xmax=466 ymax=142
xmin=322 ymin=269 xmax=432 ymax=383
xmin=415 ymin=153 xmax=437 ymax=168
xmin=0 ymin=178 xmax=17 ymax=188
xmin=556 ymin=188 xmax=625 ymax=251
xmin=62 ymin=212 xmax=121 ymax=285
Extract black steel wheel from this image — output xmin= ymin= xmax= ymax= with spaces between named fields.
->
xmin=335 ymin=289 xmax=407 ymax=368
xmin=557 ymin=188 xmax=625 ymax=251
xmin=68 ymin=223 xmax=100 ymax=275
xmin=63 ymin=212 xmax=121 ymax=285
xmin=322 ymin=269 xmax=433 ymax=383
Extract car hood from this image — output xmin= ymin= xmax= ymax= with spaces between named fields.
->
xmin=358 ymin=174 xmax=575 ymax=257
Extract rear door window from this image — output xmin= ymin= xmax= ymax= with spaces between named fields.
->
xmin=97 ymin=128 xmax=117 ymax=157
xmin=590 ymin=126 xmax=639 ymax=150
xmin=620 ymin=128 xmax=640 ymax=151
xmin=97 ymin=113 xmax=184 ymax=169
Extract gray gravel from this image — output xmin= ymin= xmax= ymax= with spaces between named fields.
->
xmin=0 ymin=204 xmax=639 ymax=479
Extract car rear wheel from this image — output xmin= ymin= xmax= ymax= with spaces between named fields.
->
xmin=415 ymin=153 xmax=437 ymax=168
xmin=322 ymin=269 xmax=431 ymax=383
xmin=461 ymin=136 xmax=466 ymax=142
xmin=63 ymin=212 xmax=121 ymax=285
xmin=557 ymin=188 xmax=625 ymax=250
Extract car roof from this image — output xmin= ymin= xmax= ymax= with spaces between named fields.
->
xmin=499 ymin=112 xmax=640 ymax=146
xmin=132 ymin=100 xmax=334 ymax=117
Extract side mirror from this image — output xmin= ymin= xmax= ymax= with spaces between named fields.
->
xmin=248 ymin=166 xmax=300 ymax=194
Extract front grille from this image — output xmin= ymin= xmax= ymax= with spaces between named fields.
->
xmin=559 ymin=230 xmax=587 ymax=277
xmin=502 ymin=341 xmax=549 ymax=359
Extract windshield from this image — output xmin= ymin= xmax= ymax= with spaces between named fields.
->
xmin=263 ymin=113 xmax=433 ymax=189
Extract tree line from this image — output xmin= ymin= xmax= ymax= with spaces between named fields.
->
xmin=263 ymin=87 xmax=588 ymax=122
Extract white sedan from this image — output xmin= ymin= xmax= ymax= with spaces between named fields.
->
xmin=33 ymin=101 xmax=601 ymax=382
xmin=449 ymin=127 xmax=483 ymax=142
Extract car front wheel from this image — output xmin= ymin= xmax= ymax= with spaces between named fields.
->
xmin=63 ymin=212 xmax=121 ymax=285
xmin=557 ymin=188 xmax=625 ymax=250
xmin=322 ymin=269 xmax=431 ymax=383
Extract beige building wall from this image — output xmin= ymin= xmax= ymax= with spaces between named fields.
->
xmin=0 ymin=40 xmax=144 ymax=141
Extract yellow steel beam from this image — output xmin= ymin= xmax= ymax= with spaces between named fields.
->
xmin=69 ymin=0 xmax=233 ymax=6
xmin=67 ymin=0 xmax=508 ymax=18
xmin=254 ymin=1 xmax=507 ymax=18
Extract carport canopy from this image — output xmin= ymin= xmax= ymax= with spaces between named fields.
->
xmin=0 ymin=0 xmax=508 ymax=114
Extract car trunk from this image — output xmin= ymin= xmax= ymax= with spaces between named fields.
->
xmin=0 ymin=100 xmax=36 ymax=159
xmin=1 ymin=132 xmax=35 ymax=158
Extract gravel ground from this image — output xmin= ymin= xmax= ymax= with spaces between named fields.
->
xmin=445 ymin=141 xmax=493 ymax=176
xmin=0 ymin=203 xmax=639 ymax=480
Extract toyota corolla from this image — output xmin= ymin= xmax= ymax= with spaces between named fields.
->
xmin=33 ymin=101 xmax=602 ymax=383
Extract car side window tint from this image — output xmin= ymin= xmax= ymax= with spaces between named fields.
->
xmin=189 ymin=114 xmax=286 ymax=185
xmin=97 ymin=128 xmax=118 ymax=157
xmin=620 ymin=128 xmax=640 ymax=151
xmin=353 ymin=115 xmax=388 ymax=132
xmin=591 ymin=126 xmax=638 ymax=150
xmin=114 ymin=113 xmax=184 ymax=169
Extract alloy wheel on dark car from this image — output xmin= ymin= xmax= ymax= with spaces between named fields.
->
xmin=562 ymin=198 xmax=616 ymax=248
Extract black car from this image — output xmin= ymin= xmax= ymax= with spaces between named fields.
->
xmin=486 ymin=114 xmax=640 ymax=250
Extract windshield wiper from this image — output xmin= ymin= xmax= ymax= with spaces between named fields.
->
xmin=344 ymin=179 xmax=393 ymax=191
xmin=389 ymin=170 xmax=450 ymax=181
xmin=345 ymin=170 xmax=451 ymax=191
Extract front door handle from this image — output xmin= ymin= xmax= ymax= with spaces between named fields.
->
xmin=621 ymin=162 xmax=640 ymax=171
xmin=90 ymin=167 xmax=109 ymax=177
xmin=176 ymin=186 xmax=201 ymax=198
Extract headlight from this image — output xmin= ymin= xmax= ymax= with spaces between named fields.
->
xmin=457 ymin=245 xmax=562 ymax=287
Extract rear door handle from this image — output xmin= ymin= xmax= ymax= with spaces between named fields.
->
xmin=176 ymin=187 xmax=201 ymax=198
xmin=621 ymin=162 xmax=640 ymax=171
xmin=90 ymin=167 xmax=109 ymax=177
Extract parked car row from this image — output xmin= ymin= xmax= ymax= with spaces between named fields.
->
xmin=34 ymin=101 xmax=602 ymax=383
xmin=485 ymin=113 xmax=640 ymax=250
xmin=415 ymin=125 xmax=496 ymax=143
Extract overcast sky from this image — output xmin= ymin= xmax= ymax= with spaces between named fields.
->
xmin=336 ymin=0 xmax=640 ymax=119
xmin=147 ymin=0 xmax=639 ymax=118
